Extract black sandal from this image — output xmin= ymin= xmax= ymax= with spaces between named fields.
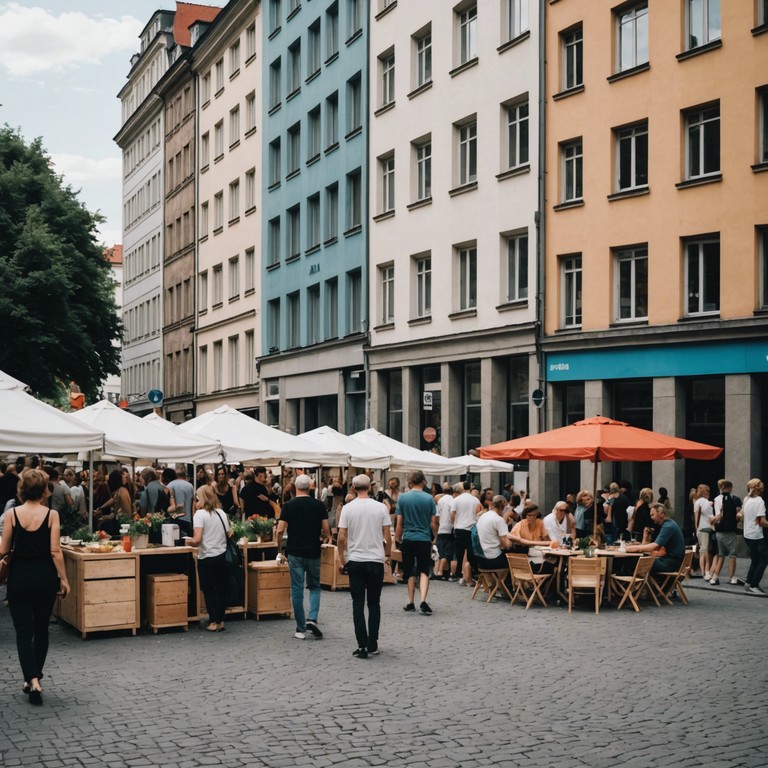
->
xmin=29 ymin=689 xmax=43 ymax=706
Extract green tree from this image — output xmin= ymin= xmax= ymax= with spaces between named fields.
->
xmin=0 ymin=125 xmax=121 ymax=402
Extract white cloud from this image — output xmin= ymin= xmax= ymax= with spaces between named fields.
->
xmin=0 ymin=3 xmax=143 ymax=76
xmin=50 ymin=153 xmax=122 ymax=183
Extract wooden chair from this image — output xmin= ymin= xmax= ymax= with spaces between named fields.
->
xmin=472 ymin=567 xmax=514 ymax=603
xmin=506 ymin=553 xmax=552 ymax=609
xmin=610 ymin=556 xmax=658 ymax=612
xmin=649 ymin=550 xmax=694 ymax=605
xmin=568 ymin=557 xmax=606 ymax=614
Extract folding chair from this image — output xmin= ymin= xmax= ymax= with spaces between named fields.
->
xmin=506 ymin=553 xmax=551 ymax=609
xmin=568 ymin=557 xmax=606 ymax=614
xmin=610 ymin=556 xmax=658 ymax=612
xmin=649 ymin=550 xmax=694 ymax=606
xmin=472 ymin=567 xmax=514 ymax=603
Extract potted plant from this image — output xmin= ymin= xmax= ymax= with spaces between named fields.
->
xmin=128 ymin=516 xmax=151 ymax=550
xmin=246 ymin=514 xmax=275 ymax=542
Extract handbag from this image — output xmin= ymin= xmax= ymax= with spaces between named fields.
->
xmin=216 ymin=510 xmax=240 ymax=572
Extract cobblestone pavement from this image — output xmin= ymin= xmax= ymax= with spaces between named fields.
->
xmin=0 ymin=568 xmax=766 ymax=768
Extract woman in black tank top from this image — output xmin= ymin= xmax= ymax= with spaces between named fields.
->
xmin=0 ymin=468 xmax=70 ymax=706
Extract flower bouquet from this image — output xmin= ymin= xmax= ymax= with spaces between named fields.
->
xmin=246 ymin=514 xmax=275 ymax=542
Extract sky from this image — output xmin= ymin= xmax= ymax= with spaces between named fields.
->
xmin=0 ymin=1 xmax=215 ymax=247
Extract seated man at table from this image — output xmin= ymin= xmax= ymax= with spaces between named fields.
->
xmin=625 ymin=503 xmax=685 ymax=574
xmin=543 ymin=502 xmax=576 ymax=546
xmin=509 ymin=505 xmax=555 ymax=574
xmin=475 ymin=496 xmax=516 ymax=570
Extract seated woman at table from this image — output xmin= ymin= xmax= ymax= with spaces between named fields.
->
xmin=509 ymin=505 xmax=555 ymax=574
xmin=628 ymin=488 xmax=655 ymax=542
xmin=574 ymin=490 xmax=600 ymax=540
xmin=476 ymin=496 xmax=516 ymax=570
xmin=624 ymin=503 xmax=685 ymax=574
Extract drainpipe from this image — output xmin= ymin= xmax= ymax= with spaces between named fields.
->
xmin=192 ymin=65 xmax=200 ymax=418
xmin=535 ymin=0 xmax=547 ymax=435
xmin=363 ymin=16 xmax=372 ymax=430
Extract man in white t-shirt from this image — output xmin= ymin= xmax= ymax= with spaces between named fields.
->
xmin=435 ymin=483 xmax=456 ymax=580
xmin=476 ymin=496 xmax=515 ymax=570
xmin=337 ymin=475 xmax=392 ymax=659
xmin=450 ymin=482 xmax=482 ymax=586
xmin=543 ymin=502 xmax=575 ymax=545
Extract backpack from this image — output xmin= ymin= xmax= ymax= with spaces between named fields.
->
xmin=470 ymin=523 xmax=485 ymax=559
xmin=716 ymin=493 xmax=738 ymax=533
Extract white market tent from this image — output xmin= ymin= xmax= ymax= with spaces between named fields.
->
xmin=71 ymin=400 xmax=220 ymax=463
xmin=295 ymin=426 xmax=391 ymax=469
xmin=178 ymin=404 xmax=349 ymax=465
xmin=0 ymin=369 xmax=29 ymax=391
xmin=449 ymin=454 xmax=514 ymax=473
xmin=142 ymin=412 xmax=224 ymax=464
xmin=350 ymin=428 xmax=468 ymax=474
xmin=0 ymin=389 xmax=103 ymax=454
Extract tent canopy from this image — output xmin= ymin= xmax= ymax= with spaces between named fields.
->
xmin=142 ymin=412 xmax=224 ymax=464
xmin=449 ymin=454 xmax=514 ymax=473
xmin=350 ymin=428 xmax=468 ymax=474
xmin=72 ymin=400 xmax=220 ymax=462
xmin=0 ymin=369 xmax=28 ymax=391
xmin=296 ymin=426 xmax=391 ymax=469
xmin=0 ymin=389 xmax=103 ymax=454
xmin=179 ymin=405 xmax=349 ymax=465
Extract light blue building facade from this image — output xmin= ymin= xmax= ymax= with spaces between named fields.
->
xmin=260 ymin=0 xmax=369 ymax=434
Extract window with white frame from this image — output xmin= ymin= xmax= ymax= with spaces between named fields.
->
xmin=327 ymin=2 xmax=339 ymax=58
xmin=200 ymin=201 xmax=209 ymax=238
xmin=506 ymin=233 xmax=528 ymax=302
xmin=326 ymin=278 xmax=338 ymax=338
xmin=416 ymin=140 xmax=431 ymax=200
xmin=562 ymin=26 xmax=583 ymax=90
xmin=202 ymin=72 xmax=211 ymax=103
xmin=615 ymin=246 xmax=648 ymax=321
xmin=616 ymin=2 xmax=648 ymax=72
xmin=288 ymin=0 xmax=299 ymax=13
xmin=380 ymin=50 xmax=395 ymax=107
xmin=201 ymin=132 xmax=210 ymax=168
xmin=268 ymin=217 xmax=281 ymax=266
xmin=269 ymin=57 xmax=281 ymax=109
xmin=229 ymin=105 xmax=240 ymax=147
xmin=214 ymin=120 xmax=224 ymax=158
xmin=308 ymin=106 xmax=321 ymax=160
xmin=380 ymin=153 xmax=395 ymax=213
xmin=287 ymin=123 xmax=301 ymax=174
xmin=507 ymin=0 xmax=529 ymax=41
xmin=415 ymin=254 xmax=431 ymax=318
xmin=307 ymin=193 xmax=320 ymax=248
xmin=326 ymin=183 xmax=338 ymax=240
xmin=199 ymin=345 xmax=208 ymax=393
xmin=245 ymin=247 xmax=255 ymax=292
xmin=348 ymin=270 xmax=362 ymax=333
xmin=308 ymin=20 xmax=321 ymax=76
xmin=212 ymin=264 xmax=223 ymax=305
xmin=561 ymin=255 xmax=582 ymax=326
xmin=245 ymin=92 xmax=256 ymax=133
xmin=458 ymin=5 xmax=477 ymax=64
xmin=416 ymin=30 xmax=432 ymax=87
xmin=457 ymin=245 xmax=477 ymax=310
xmin=562 ymin=139 xmax=583 ymax=202
xmin=458 ymin=120 xmax=477 ymax=185
xmin=380 ymin=263 xmax=395 ymax=324
xmin=215 ymin=58 xmax=224 ymax=93
xmin=686 ymin=0 xmax=721 ymax=50
xmin=229 ymin=179 xmax=240 ymax=222
xmin=685 ymin=238 xmax=720 ymax=315
xmin=307 ymin=284 xmax=321 ymax=344
xmin=288 ymin=40 xmax=301 ymax=94
xmin=229 ymin=256 xmax=240 ymax=299
xmin=349 ymin=0 xmax=362 ymax=37
xmin=759 ymin=87 xmax=768 ymax=163
xmin=230 ymin=40 xmax=241 ymax=75
xmin=346 ymin=169 xmax=361 ymax=229
xmin=760 ymin=227 xmax=768 ymax=308
xmin=228 ymin=336 xmax=239 ymax=388
xmin=246 ymin=23 xmax=256 ymax=60
xmin=245 ymin=168 xmax=256 ymax=212
xmin=685 ymin=104 xmax=720 ymax=179
xmin=326 ymin=92 xmax=339 ymax=147
xmin=347 ymin=74 xmax=362 ymax=132
xmin=244 ymin=330 xmax=255 ymax=384
xmin=506 ymin=100 xmax=529 ymax=169
xmin=269 ymin=138 xmax=281 ymax=186
xmin=287 ymin=205 xmax=301 ymax=258
xmin=198 ymin=271 xmax=208 ymax=312
xmin=287 ymin=292 xmax=300 ymax=348
xmin=213 ymin=191 xmax=224 ymax=230
xmin=268 ymin=299 xmax=281 ymax=351
xmin=616 ymin=121 xmax=648 ymax=191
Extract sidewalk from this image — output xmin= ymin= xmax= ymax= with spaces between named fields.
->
xmin=684 ymin=555 xmax=767 ymax=596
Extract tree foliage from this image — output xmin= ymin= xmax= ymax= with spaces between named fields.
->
xmin=0 ymin=125 xmax=121 ymax=402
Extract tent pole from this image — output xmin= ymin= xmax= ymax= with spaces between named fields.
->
xmin=88 ymin=451 xmax=94 ymax=531
xmin=592 ymin=459 xmax=599 ymax=539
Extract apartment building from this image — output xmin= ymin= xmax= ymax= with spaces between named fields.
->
xmin=102 ymin=245 xmax=124 ymax=405
xmin=366 ymin=0 xmax=541 ymax=460
xmin=194 ymin=0 xmax=263 ymax=417
xmin=259 ymin=0 xmax=369 ymax=434
xmin=543 ymin=1 xmax=768 ymax=506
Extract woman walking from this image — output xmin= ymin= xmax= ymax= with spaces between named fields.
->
xmin=0 ymin=468 xmax=70 ymax=705
xmin=742 ymin=478 xmax=768 ymax=594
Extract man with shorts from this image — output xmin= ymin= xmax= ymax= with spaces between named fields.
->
xmin=451 ymin=482 xmax=482 ymax=587
xmin=395 ymin=470 xmax=437 ymax=615
xmin=709 ymin=479 xmax=742 ymax=586
xmin=435 ymin=483 xmax=456 ymax=580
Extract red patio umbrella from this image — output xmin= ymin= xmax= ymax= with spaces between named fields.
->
xmin=477 ymin=416 xmax=723 ymax=533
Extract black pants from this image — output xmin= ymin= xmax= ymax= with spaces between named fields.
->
xmin=347 ymin=561 xmax=384 ymax=651
xmin=745 ymin=538 xmax=768 ymax=588
xmin=8 ymin=561 xmax=58 ymax=684
xmin=453 ymin=529 xmax=476 ymax=577
xmin=198 ymin=552 xmax=228 ymax=624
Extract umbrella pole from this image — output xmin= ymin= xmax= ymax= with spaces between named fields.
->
xmin=592 ymin=459 xmax=599 ymax=540
xmin=88 ymin=451 xmax=94 ymax=532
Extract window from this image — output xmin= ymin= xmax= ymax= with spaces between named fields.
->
xmin=287 ymin=123 xmax=301 ymax=174
xmin=615 ymin=246 xmax=648 ymax=321
xmin=270 ymin=0 xmax=282 ymax=33
xmin=308 ymin=106 xmax=321 ymax=160
xmin=685 ymin=238 xmax=720 ymax=315
xmin=562 ymin=26 xmax=583 ymax=90
xmin=462 ymin=362 xmax=481 ymax=455
xmin=616 ymin=3 xmax=648 ymax=73
xmin=215 ymin=58 xmax=224 ymax=93
xmin=760 ymin=0 xmax=768 ymax=26
xmin=686 ymin=0 xmax=721 ymax=50
xmin=269 ymin=57 xmax=281 ymax=109
xmin=229 ymin=256 xmax=240 ymax=299
xmin=616 ymin=121 xmax=648 ymax=191
xmin=458 ymin=246 xmax=477 ymax=310
xmin=458 ymin=5 xmax=478 ymax=64
xmin=346 ymin=169 xmax=361 ymax=230
xmin=214 ymin=120 xmax=224 ymax=159
xmin=213 ymin=191 xmax=224 ymax=231
xmin=199 ymin=346 xmax=208 ymax=393
xmin=761 ymin=89 xmax=768 ymax=164
xmin=347 ymin=270 xmax=362 ymax=333
xmin=326 ymin=92 xmax=339 ymax=147
xmin=416 ymin=31 xmax=432 ymax=87
xmin=415 ymin=255 xmax=431 ymax=318
xmin=685 ymin=104 xmax=720 ymax=179
xmin=307 ymin=193 xmax=320 ymax=248
xmin=326 ymin=183 xmax=338 ymax=240
xmin=229 ymin=40 xmax=241 ymax=76
xmin=212 ymin=264 xmax=223 ymax=305
xmin=760 ymin=228 xmax=768 ymax=308
xmin=246 ymin=23 xmax=256 ymax=60
xmin=380 ymin=264 xmax=395 ymax=324
xmin=228 ymin=336 xmax=239 ymax=388
xmin=288 ymin=40 xmax=301 ymax=95
xmin=416 ymin=141 xmax=431 ymax=200
xmin=245 ymin=247 xmax=255 ymax=292
xmin=202 ymin=72 xmax=211 ymax=104
xmin=308 ymin=20 xmax=321 ymax=76
xmin=307 ymin=285 xmax=321 ymax=344
xmin=229 ymin=105 xmax=240 ymax=147
xmin=198 ymin=271 xmax=208 ymax=312
xmin=326 ymin=2 xmax=339 ymax=58
xmin=347 ymin=74 xmax=362 ymax=133
xmin=201 ymin=132 xmax=210 ymax=168
xmin=244 ymin=330 xmax=255 ymax=384
xmin=200 ymin=201 xmax=209 ymax=238
xmin=229 ymin=179 xmax=240 ymax=222
xmin=507 ymin=100 xmax=529 ymax=169
xmin=562 ymin=139 xmax=583 ymax=202
xmin=506 ymin=233 xmax=529 ymax=302
xmin=507 ymin=0 xmax=529 ymax=41
xmin=288 ymin=0 xmax=299 ymax=13
xmin=245 ymin=168 xmax=256 ymax=212
xmin=287 ymin=205 xmax=301 ymax=258
xmin=326 ymin=278 xmax=338 ymax=338
xmin=380 ymin=51 xmax=395 ymax=107
xmin=268 ymin=299 xmax=281 ymax=352
xmin=380 ymin=154 xmax=395 ymax=213
xmin=245 ymin=92 xmax=256 ymax=133
xmin=268 ymin=217 xmax=281 ymax=266
xmin=458 ymin=121 xmax=477 ymax=185
xmin=561 ymin=255 xmax=582 ymax=326
xmin=287 ymin=292 xmax=300 ymax=348
xmin=349 ymin=0 xmax=362 ymax=37
xmin=269 ymin=138 xmax=281 ymax=186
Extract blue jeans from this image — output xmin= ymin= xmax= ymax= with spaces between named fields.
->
xmin=287 ymin=555 xmax=321 ymax=631
xmin=346 ymin=561 xmax=384 ymax=651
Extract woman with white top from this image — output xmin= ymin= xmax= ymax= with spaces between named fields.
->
xmin=693 ymin=484 xmax=715 ymax=580
xmin=742 ymin=478 xmax=768 ymax=595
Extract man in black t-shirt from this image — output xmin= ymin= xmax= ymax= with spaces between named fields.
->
xmin=240 ymin=466 xmax=278 ymax=518
xmin=276 ymin=474 xmax=331 ymax=641
xmin=612 ymin=480 xmax=632 ymax=541
xmin=709 ymin=479 xmax=743 ymax=585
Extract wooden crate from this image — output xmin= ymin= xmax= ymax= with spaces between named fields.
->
xmin=320 ymin=545 xmax=349 ymax=590
xmin=246 ymin=561 xmax=291 ymax=620
xmin=146 ymin=573 xmax=189 ymax=633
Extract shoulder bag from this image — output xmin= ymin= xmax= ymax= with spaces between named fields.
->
xmin=216 ymin=510 xmax=240 ymax=572
xmin=0 ymin=510 xmax=17 ymax=586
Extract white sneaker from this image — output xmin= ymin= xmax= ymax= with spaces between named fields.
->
xmin=730 ymin=577 xmax=738 ymax=585
xmin=703 ymin=572 xmax=711 ymax=580
xmin=749 ymin=586 xmax=765 ymax=595
xmin=709 ymin=577 xmax=720 ymax=585
xmin=293 ymin=631 xmax=306 ymax=640
xmin=458 ymin=577 xmax=465 ymax=585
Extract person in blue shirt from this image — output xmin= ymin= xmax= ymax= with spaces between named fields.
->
xmin=395 ymin=470 xmax=437 ymax=616
xmin=625 ymin=503 xmax=684 ymax=573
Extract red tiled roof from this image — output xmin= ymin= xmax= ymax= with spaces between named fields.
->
xmin=173 ymin=2 xmax=222 ymax=47
xmin=104 ymin=245 xmax=123 ymax=265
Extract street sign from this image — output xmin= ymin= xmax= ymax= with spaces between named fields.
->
xmin=148 ymin=389 xmax=164 ymax=405
xmin=423 ymin=426 xmax=437 ymax=443
xmin=423 ymin=391 xmax=433 ymax=411
xmin=531 ymin=388 xmax=545 ymax=408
